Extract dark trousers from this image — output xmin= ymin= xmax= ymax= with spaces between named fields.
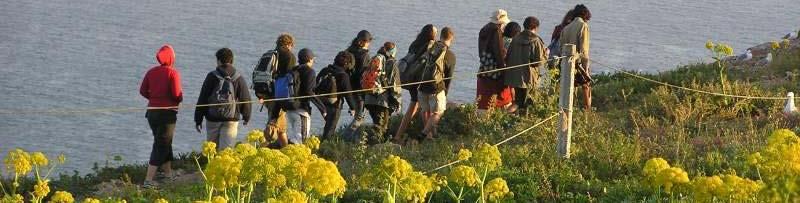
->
xmin=322 ymin=99 xmax=342 ymax=140
xmin=146 ymin=109 xmax=176 ymax=166
xmin=514 ymin=87 xmax=531 ymax=110
xmin=366 ymin=105 xmax=391 ymax=139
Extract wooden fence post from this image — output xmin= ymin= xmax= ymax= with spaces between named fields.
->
xmin=557 ymin=44 xmax=577 ymax=159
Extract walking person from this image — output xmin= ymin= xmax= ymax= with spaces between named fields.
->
xmin=344 ymin=30 xmax=373 ymax=141
xmin=364 ymin=42 xmax=402 ymax=143
xmin=194 ymin=48 xmax=252 ymax=150
xmin=477 ymin=9 xmax=514 ymax=111
xmin=505 ymin=17 xmax=547 ymax=115
xmin=559 ymin=4 xmax=592 ymax=110
xmin=279 ymin=48 xmax=326 ymax=144
xmin=317 ymin=51 xmax=359 ymax=140
xmin=255 ymin=33 xmax=297 ymax=147
xmin=417 ymin=27 xmax=456 ymax=141
xmin=139 ymin=44 xmax=183 ymax=188
xmin=393 ymin=24 xmax=437 ymax=144
xmin=549 ymin=9 xmax=575 ymax=59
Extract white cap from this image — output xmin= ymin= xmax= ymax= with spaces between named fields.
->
xmin=490 ymin=9 xmax=510 ymax=25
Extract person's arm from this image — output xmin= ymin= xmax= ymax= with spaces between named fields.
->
xmin=236 ymin=76 xmax=252 ymax=124
xmin=195 ymin=73 xmax=214 ymax=125
xmin=339 ymin=72 xmax=358 ymax=110
xmin=578 ymin=24 xmax=591 ymax=71
xmin=305 ymin=70 xmax=326 ymax=116
xmin=139 ymin=72 xmax=150 ymax=99
xmin=444 ymin=52 xmax=456 ymax=95
xmin=170 ymin=69 xmax=183 ymax=103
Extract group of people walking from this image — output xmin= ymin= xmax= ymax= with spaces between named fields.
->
xmin=137 ymin=4 xmax=592 ymax=187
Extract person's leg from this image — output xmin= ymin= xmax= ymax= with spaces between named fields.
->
xmin=286 ymin=110 xmax=302 ymax=144
xmin=422 ymin=91 xmax=446 ymax=138
xmin=145 ymin=111 xmax=160 ymax=183
xmin=218 ymin=121 xmax=239 ymax=149
xmin=394 ymin=102 xmax=418 ymax=143
xmin=322 ymin=100 xmax=342 ymax=140
xmin=346 ymin=95 xmax=366 ymax=140
xmin=300 ymin=110 xmax=311 ymax=140
xmin=160 ymin=111 xmax=177 ymax=177
xmin=583 ymin=84 xmax=592 ymax=110
xmin=206 ymin=121 xmax=221 ymax=147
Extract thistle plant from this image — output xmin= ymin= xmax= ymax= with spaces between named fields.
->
xmin=705 ymin=40 xmax=734 ymax=93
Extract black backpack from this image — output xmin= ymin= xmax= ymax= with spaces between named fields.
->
xmin=252 ymin=50 xmax=278 ymax=99
xmin=418 ymin=42 xmax=449 ymax=94
xmin=315 ymin=66 xmax=338 ymax=98
xmin=399 ymin=41 xmax=435 ymax=90
xmin=208 ymin=70 xmax=241 ymax=120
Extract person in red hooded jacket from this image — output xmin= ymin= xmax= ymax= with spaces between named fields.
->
xmin=139 ymin=44 xmax=183 ymax=188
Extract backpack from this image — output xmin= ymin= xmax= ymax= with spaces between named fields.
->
xmin=315 ymin=66 xmax=338 ymax=98
xmin=361 ymin=55 xmax=386 ymax=94
xmin=252 ymin=50 xmax=279 ymax=98
xmin=419 ymin=42 xmax=449 ymax=94
xmin=208 ymin=70 xmax=241 ymax=120
xmin=399 ymin=41 xmax=435 ymax=90
xmin=273 ymin=70 xmax=298 ymax=99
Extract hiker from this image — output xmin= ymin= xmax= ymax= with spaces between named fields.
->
xmin=278 ymin=48 xmax=326 ymax=144
xmin=363 ymin=42 xmax=402 ymax=143
xmin=317 ymin=51 xmax=359 ymax=140
xmin=393 ymin=24 xmax=437 ymax=143
xmin=550 ymin=9 xmax=575 ymax=59
xmin=255 ymin=33 xmax=297 ymax=147
xmin=139 ymin=44 xmax=183 ymax=188
xmin=417 ymin=27 xmax=456 ymax=141
xmin=477 ymin=9 xmax=514 ymax=111
xmin=343 ymin=30 xmax=373 ymax=141
xmin=504 ymin=17 xmax=547 ymax=115
xmin=503 ymin=22 xmax=522 ymax=49
xmin=559 ymin=4 xmax=592 ymax=110
xmin=194 ymin=48 xmax=252 ymax=150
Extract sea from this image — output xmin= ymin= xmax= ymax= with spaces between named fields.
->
xmin=2 ymin=0 xmax=799 ymax=174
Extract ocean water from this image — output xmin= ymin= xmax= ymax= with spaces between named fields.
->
xmin=1 ymin=0 xmax=799 ymax=173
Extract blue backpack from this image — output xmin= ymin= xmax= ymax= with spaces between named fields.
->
xmin=273 ymin=71 xmax=297 ymax=99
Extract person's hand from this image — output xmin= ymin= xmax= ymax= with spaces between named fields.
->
xmin=195 ymin=124 xmax=203 ymax=133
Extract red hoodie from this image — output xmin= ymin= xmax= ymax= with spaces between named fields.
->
xmin=140 ymin=44 xmax=183 ymax=110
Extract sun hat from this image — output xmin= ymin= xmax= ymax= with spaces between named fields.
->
xmin=490 ymin=9 xmax=510 ymax=25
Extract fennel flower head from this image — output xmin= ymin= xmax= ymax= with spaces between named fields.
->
xmin=690 ymin=175 xmax=724 ymax=201
xmin=31 ymin=152 xmax=49 ymax=167
xmin=705 ymin=40 xmax=714 ymax=50
xmin=205 ymin=149 xmax=242 ymax=189
xmin=5 ymin=149 xmax=32 ymax=176
xmin=380 ymin=155 xmax=414 ymax=184
xmin=643 ymin=158 xmax=670 ymax=178
xmin=719 ymin=174 xmax=764 ymax=201
xmin=273 ymin=189 xmax=307 ymax=203
xmin=154 ymin=198 xmax=169 ymax=203
xmin=449 ymin=165 xmax=480 ymax=187
xmin=304 ymin=158 xmax=347 ymax=196
xmin=82 ymin=198 xmax=101 ymax=203
xmin=654 ymin=167 xmax=689 ymax=193
xmin=471 ymin=143 xmax=502 ymax=172
xmin=202 ymin=141 xmax=217 ymax=157
xmin=485 ymin=178 xmax=513 ymax=202
xmin=211 ymin=196 xmax=227 ymax=203
xmin=771 ymin=41 xmax=781 ymax=50
xmin=234 ymin=143 xmax=257 ymax=158
xmin=457 ymin=149 xmax=472 ymax=161
xmin=246 ymin=129 xmax=266 ymax=144
xmin=240 ymin=148 xmax=286 ymax=184
xmin=304 ymin=136 xmax=321 ymax=151
xmin=714 ymin=43 xmax=734 ymax=56
xmin=33 ymin=180 xmax=50 ymax=198
xmin=0 ymin=194 xmax=23 ymax=203
xmin=48 ymin=191 xmax=75 ymax=203
xmin=398 ymin=172 xmax=437 ymax=201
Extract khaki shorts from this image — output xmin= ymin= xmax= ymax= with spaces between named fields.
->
xmin=419 ymin=91 xmax=447 ymax=114
xmin=206 ymin=121 xmax=239 ymax=150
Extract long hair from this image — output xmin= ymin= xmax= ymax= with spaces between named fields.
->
xmin=409 ymin=24 xmax=437 ymax=54
xmin=503 ymin=22 xmax=521 ymax=38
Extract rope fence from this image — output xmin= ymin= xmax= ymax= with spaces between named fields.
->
xmin=0 ymin=56 xmax=565 ymax=115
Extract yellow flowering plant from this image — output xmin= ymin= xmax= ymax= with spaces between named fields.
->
xmin=360 ymin=155 xmax=439 ymax=203
xmin=49 ymin=191 xmax=75 ymax=203
xmin=82 ymin=198 xmax=101 ymax=203
xmin=2 ymin=149 xmax=63 ymax=202
xmin=705 ymin=40 xmax=735 ymax=92
xmin=642 ymin=158 xmax=689 ymax=195
xmin=246 ymin=129 xmax=266 ymax=145
xmin=484 ymin=178 xmax=512 ymax=202
xmin=442 ymin=143 xmax=506 ymax=203
xmin=748 ymin=129 xmax=800 ymax=200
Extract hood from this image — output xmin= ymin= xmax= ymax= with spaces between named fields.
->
xmin=156 ymin=44 xmax=175 ymax=67
xmin=216 ymin=63 xmax=237 ymax=77
xmin=347 ymin=46 xmax=368 ymax=55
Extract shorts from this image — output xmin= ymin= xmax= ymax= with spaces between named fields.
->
xmin=419 ymin=91 xmax=447 ymax=114
xmin=286 ymin=110 xmax=311 ymax=144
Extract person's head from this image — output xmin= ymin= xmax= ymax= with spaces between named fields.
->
xmin=298 ymin=48 xmax=315 ymax=66
xmin=215 ymin=48 xmax=234 ymax=65
xmin=351 ymin=30 xmax=373 ymax=49
xmin=573 ymin=4 xmax=591 ymax=21
xmin=156 ymin=44 xmax=175 ymax=67
xmin=523 ymin=16 xmax=540 ymax=32
xmin=378 ymin=42 xmax=397 ymax=58
xmin=276 ymin=33 xmax=294 ymax=50
xmin=490 ymin=9 xmax=510 ymax=25
xmin=561 ymin=9 xmax=576 ymax=26
xmin=334 ymin=51 xmax=354 ymax=70
xmin=503 ymin=22 xmax=521 ymax=38
xmin=440 ymin=27 xmax=454 ymax=45
xmin=416 ymin=24 xmax=437 ymax=43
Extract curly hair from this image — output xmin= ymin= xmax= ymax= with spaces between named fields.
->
xmin=276 ymin=33 xmax=294 ymax=49
xmin=215 ymin=48 xmax=234 ymax=64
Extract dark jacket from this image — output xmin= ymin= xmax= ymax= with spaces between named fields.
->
xmin=317 ymin=64 xmax=358 ymax=109
xmin=346 ymin=46 xmax=370 ymax=91
xmin=478 ymin=22 xmax=507 ymax=79
xmin=364 ymin=53 xmax=402 ymax=111
xmin=505 ymin=30 xmax=547 ymax=88
xmin=194 ymin=64 xmax=252 ymax=124
xmin=419 ymin=43 xmax=456 ymax=95
xmin=280 ymin=64 xmax=326 ymax=115
xmin=276 ymin=47 xmax=297 ymax=76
